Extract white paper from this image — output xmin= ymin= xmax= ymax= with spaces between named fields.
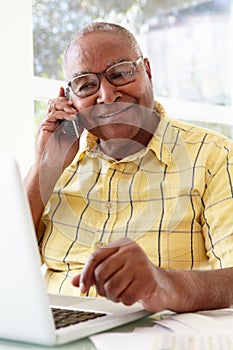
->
xmin=90 ymin=309 xmax=233 ymax=350
xmin=90 ymin=333 xmax=175 ymax=350
xmin=157 ymin=308 xmax=233 ymax=335
xmin=90 ymin=333 xmax=233 ymax=350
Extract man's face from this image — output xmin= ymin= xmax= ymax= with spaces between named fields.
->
xmin=64 ymin=31 xmax=155 ymax=144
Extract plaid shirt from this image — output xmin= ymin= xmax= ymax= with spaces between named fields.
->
xmin=39 ymin=101 xmax=233 ymax=295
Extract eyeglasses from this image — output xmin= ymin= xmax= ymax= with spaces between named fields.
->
xmin=68 ymin=56 xmax=143 ymax=98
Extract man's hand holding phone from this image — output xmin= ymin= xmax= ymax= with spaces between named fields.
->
xmin=35 ymin=87 xmax=81 ymax=173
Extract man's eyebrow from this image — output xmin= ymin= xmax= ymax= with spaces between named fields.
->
xmin=107 ymin=57 xmax=132 ymax=67
xmin=71 ymin=57 xmax=133 ymax=79
xmin=72 ymin=71 xmax=90 ymax=79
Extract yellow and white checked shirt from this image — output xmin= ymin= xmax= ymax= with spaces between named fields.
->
xmin=39 ymin=101 xmax=233 ymax=295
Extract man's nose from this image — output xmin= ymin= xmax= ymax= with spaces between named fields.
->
xmin=96 ymin=77 xmax=122 ymax=104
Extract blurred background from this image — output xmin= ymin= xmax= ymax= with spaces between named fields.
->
xmin=0 ymin=0 xmax=232 ymax=173
xmin=33 ymin=0 xmax=232 ymax=136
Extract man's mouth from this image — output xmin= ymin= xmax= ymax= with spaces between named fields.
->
xmin=96 ymin=104 xmax=133 ymax=119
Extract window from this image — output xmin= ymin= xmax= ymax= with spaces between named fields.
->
xmin=1 ymin=0 xmax=34 ymax=173
xmin=33 ymin=0 xmax=233 ymax=137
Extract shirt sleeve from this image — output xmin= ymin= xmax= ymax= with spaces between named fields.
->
xmin=201 ymin=138 xmax=233 ymax=268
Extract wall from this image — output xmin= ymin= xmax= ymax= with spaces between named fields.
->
xmin=0 ymin=0 xmax=34 ymax=176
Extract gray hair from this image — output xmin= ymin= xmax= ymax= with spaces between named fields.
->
xmin=63 ymin=22 xmax=143 ymax=69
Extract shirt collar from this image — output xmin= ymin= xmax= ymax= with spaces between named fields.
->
xmin=148 ymin=101 xmax=173 ymax=165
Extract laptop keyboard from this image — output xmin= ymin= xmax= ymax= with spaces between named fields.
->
xmin=51 ymin=307 xmax=107 ymax=329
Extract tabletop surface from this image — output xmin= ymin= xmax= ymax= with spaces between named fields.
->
xmin=1 ymin=308 xmax=233 ymax=350
xmin=0 ymin=315 xmax=154 ymax=350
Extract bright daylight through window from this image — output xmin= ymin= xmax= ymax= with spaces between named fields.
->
xmin=32 ymin=0 xmax=233 ymax=137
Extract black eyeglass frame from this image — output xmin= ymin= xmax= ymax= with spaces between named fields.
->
xmin=67 ymin=56 xmax=144 ymax=97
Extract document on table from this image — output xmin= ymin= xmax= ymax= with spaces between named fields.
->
xmin=90 ymin=308 xmax=233 ymax=350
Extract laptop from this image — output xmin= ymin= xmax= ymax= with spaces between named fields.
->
xmin=0 ymin=155 xmax=151 ymax=346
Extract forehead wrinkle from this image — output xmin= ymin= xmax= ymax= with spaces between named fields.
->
xmin=72 ymin=70 xmax=92 ymax=79
xmin=71 ymin=57 xmax=135 ymax=79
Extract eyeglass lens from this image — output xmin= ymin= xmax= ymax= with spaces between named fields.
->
xmin=70 ymin=60 xmax=139 ymax=97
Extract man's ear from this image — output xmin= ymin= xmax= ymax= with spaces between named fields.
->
xmin=143 ymin=58 xmax=153 ymax=81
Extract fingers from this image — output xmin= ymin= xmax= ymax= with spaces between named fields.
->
xmin=46 ymin=98 xmax=76 ymax=116
xmin=79 ymin=244 xmax=120 ymax=293
xmin=99 ymin=267 xmax=134 ymax=303
xmin=71 ymin=262 xmax=133 ymax=303
xmin=46 ymin=86 xmax=76 ymax=114
xmin=41 ymin=88 xmax=78 ymax=134
xmin=94 ymin=252 xmax=126 ymax=299
xmin=72 ymin=237 xmax=155 ymax=306
xmin=79 ymin=237 xmax=134 ymax=293
xmin=93 ymin=250 xmax=149 ymax=304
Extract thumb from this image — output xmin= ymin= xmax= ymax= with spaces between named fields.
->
xmin=71 ymin=274 xmax=81 ymax=287
xmin=72 ymin=272 xmax=93 ymax=294
xmin=58 ymin=86 xmax=65 ymax=97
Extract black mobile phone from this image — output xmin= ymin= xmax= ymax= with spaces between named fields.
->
xmin=60 ymin=87 xmax=80 ymax=139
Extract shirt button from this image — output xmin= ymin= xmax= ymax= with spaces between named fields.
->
xmin=94 ymin=241 xmax=104 ymax=249
xmin=105 ymin=202 xmax=112 ymax=209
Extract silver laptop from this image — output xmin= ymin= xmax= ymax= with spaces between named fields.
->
xmin=0 ymin=155 xmax=151 ymax=346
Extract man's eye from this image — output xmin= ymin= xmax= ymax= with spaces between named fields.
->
xmin=74 ymin=80 xmax=98 ymax=94
xmin=79 ymin=82 xmax=96 ymax=91
xmin=110 ymin=71 xmax=133 ymax=80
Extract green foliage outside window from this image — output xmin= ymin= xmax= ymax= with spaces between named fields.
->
xmin=32 ymin=0 xmax=232 ymax=137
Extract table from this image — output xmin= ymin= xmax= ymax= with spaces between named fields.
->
xmin=1 ymin=308 xmax=233 ymax=350
xmin=0 ymin=316 xmax=155 ymax=350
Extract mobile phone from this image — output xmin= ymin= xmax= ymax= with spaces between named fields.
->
xmin=60 ymin=87 xmax=80 ymax=139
